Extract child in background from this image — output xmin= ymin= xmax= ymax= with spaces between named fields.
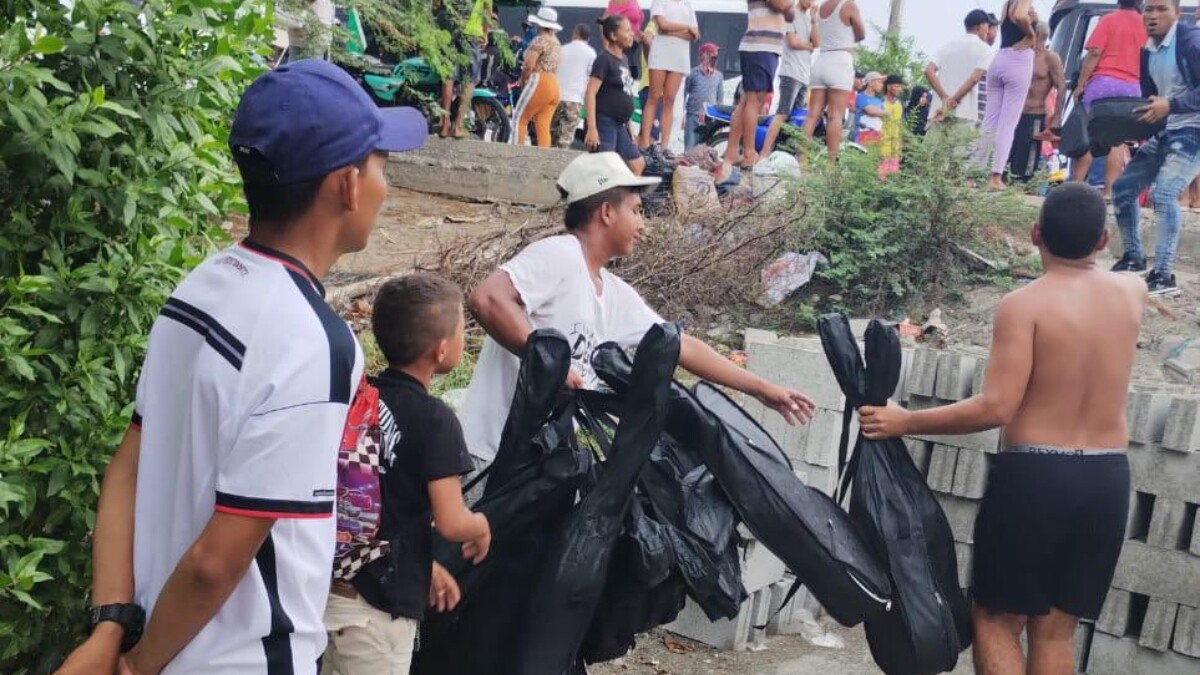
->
xmin=324 ymin=274 xmax=491 ymax=675
xmin=683 ymin=42 xmax=725 ymax=151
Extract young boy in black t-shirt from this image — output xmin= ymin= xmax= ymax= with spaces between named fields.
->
xmin=323 ymin=274 xmax=491 ymax=674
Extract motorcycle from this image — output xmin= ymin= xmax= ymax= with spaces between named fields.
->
xmin=357 ymin=57 xmax=513 ymax=143
xmin=695 ymin=103 xmax=809 ymax=154
xmin=342 ymin=7 xmax=513 ymax=143
xmin=696 ymin=102 xmax=864 ymax=156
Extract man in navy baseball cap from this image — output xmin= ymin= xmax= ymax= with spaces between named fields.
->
xmin=53 ymin=61 xmax=430 ymax=675
xmin=230 ymin=58 xmax=427 ymax=258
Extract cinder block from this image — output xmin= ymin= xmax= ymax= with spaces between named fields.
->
xmin=741 ymin=538 xmax=786 ymax=594
xmin=1192 ymin=515 xmax=1200 ymax=557
xmin=1140 ymin=598 xmax=1179 ymax=652
xmin=1112 ymin=541 xmax=1200 ymax=608
xmin=934 ymin=351 xmax=977 ymax=401
xmin=1075 ymin=622 xmax=1094 ymax=674
xmin=1128 ymin=389 xmax=1171 ymax=445
xmin=747 ymin=587 xmax=773 ymax=650
xmin=970 ymin=357 xmax=988 ymax=397
xmin=1086 ymin=632 xmax=1200 ymax=675
xmin=927 ymin=445 xmax=959 ymax=494
xmin=1127 ymin=445 xmax=1200 ymax=506
xmin=1096 ymin=589 xmax=1132 ymax=637
xmin=936 ymin=494 xmax=980 ymax=545
xmin=894 ymin=347 xmax=914 ymax=403
xmin=800 ymin=463 xmax=837 ymax=497
xmin=745 ymin=339 xmax=845 ymax=411
xmin=1174 ymin=604 xmax=1200 ymax=658
xmin=907 ymin=395 xmax=1001 ymax=452
xmin=1162 ymin=397 xmax=1200 ymax=453
xmin=666 ymin=595 xmax=754 ymax=651
xmin=951 ymin=448 xmax=990 ymax=500
xmin=954 ymin=542 xmax=973 ymax=589
xmin=904 ymin=437 xmax=933 ymax=476
xmin=909 ymin=348 xmax=939 ymax=397
xmin=766 ymin=577 xmax=819 ymax=636
xmin=803 ymin=408 xmax=843 ymax=468
xmin=1147 ymin=498 xmax=1188 ymax=550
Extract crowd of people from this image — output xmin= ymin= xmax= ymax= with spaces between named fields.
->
xmin=46 ymin=3 xmax=1200 ymax=675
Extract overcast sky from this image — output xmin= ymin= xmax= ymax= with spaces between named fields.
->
xmin=856 ymin=0 xmax=1057 ymax=57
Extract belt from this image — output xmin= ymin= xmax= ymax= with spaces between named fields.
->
xmin=330 ymin=580 xmax=358 ymax=599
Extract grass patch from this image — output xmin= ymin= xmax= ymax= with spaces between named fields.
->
xmin=358 ymin=330 xmax=481 ymax=400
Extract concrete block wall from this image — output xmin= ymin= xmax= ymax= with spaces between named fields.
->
xmin=384 ymin=137 xmax=580 ymax=205
xmin=682 ymin=329 xmax=1200 ymax=673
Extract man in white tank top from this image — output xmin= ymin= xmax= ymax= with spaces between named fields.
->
xmin=800 ymin=0 xmax=865 ymax=163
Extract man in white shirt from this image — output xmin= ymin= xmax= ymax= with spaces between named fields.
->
xmin=459 ymin=153 xmax=817 ymax=477
xmin=54 ymin=61 xmax=426 ymax=675
xmin=553 ymin=24 xmax=598 ymax=149
xmin=926 ymin=9 xmax=998 ymax=125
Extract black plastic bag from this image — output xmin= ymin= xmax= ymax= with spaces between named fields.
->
xmin=413 ymin=331 xmax=592 ymax=675
xmin=1059 ymin=103 xmax=1091 ymax=159
xmin=1087 ymin=97 xmax=1165 ymax=157
xmin=594 ymin=344 xmax=893 ymax=628
xmin=817 ymin=314 xmax=971 ymax=675
xmin=514 ymin=323 xmax=681 ymax=675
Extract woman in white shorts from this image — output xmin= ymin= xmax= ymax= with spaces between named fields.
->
xmin=801 ymin=0 xmax=864 ymax=162
xmin=639 ymin=0 xmax=700 ymax=159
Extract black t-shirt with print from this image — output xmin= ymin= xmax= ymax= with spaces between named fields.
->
xmin=351 ymin=368 xmax=474 ymax=620
xmin=591 ymin=50 xmax=636 ymax=123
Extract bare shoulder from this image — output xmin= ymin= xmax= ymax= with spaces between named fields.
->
xmin=1112 ymin=270 xmax=1150 ymax=305
xmin=994 ymin=285 xmax=1040 ymax=324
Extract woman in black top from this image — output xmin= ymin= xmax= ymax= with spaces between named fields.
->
xmin=585 ymin=15 xmax=646 ymax=175
xmin=971 ymin=0 xmax=1037 ymax=190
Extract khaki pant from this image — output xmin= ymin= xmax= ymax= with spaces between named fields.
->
xmin=322 ymin=593 xmax=418 ymax=675
xmin=553 ymin=102 xmax=584 ymax=149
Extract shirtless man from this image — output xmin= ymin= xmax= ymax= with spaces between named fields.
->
xmin=860 ymin=182 xmax=1147 ymax=675
xmin=1009 ymin=23 xmax=1065 ymax=182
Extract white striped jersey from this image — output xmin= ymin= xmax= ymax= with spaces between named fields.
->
xmin=132 ymin=240 xmax=363 ymax=674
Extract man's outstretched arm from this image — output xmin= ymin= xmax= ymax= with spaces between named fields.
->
xmin=679 ymin=335 xmax=815 ymax=426
xmin=121 ymin=512 xmax=275 ymax=675
xmin=55 ymin=425 xmax=141 ymax=675
xmin=860 ymin=295 xmax=1034 ymax=439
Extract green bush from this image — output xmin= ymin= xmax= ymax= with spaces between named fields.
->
xmin=856 ymin=25 xmax=927 ymax=89
xmin=791 ymin=125 xmax=1035 ymax=318
xmin=0 ymin=1 xmax=268 ymax=670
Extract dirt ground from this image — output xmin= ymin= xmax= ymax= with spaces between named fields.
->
xmin=941 ymin=244 xmax=1200 ymax=384
xmin=338 ymin=188 xmax=1200 ymax=386
xmin=327 ymin=188 xmax=545 ymax=286
xmin=586 ymin=627 xmax=976 ymax=675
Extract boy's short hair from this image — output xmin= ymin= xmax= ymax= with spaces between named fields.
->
xmin=564 ymin=186 xmax=636 ymax=231
xmin=573 ymin=23 xmax=591 ymax=40
xmin=1039 ymin=183 xmax=1107 ymax=260
xmin=372 ymin=274 xmax=464 ymax=367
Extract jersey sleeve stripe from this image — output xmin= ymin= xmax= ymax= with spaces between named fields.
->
xmin=215 ymin=505 xmax=332 ymax=520
xmin=215 ymin=491 xmax=333 ymax=516
xmin=160 ymin=305 xmax=245 ymax=371
xmin=164 ymin=298 xmax=247 ymax=358
xmin=285 ymin=269 xmax=357 ymax=405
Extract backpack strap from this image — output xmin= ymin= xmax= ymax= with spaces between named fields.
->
xmin=833 ymin=404 xmax=861 ymax=508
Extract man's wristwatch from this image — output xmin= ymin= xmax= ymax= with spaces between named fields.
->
xmin=89 ymin=603 xmax=146 ymax=653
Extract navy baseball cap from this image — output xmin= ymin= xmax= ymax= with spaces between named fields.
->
xmin=230 ymin=59 xmax=427 ymax=185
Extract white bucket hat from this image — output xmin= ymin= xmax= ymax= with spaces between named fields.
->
xmin=527 ymin=6 xmax=563 ymax=32
xmin=557 ymin=153 xmax=661 ymax=204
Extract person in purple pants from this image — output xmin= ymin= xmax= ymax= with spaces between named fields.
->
xmin=971 ymin=0 xmax=1038 ymax=190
